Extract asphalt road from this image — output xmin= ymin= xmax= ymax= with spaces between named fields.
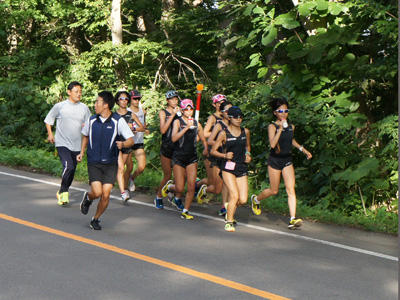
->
xmin=0 ymin=166 xmax=397 ymax=300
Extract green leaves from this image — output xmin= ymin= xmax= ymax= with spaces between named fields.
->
xmin=261 ymin=26 xmax=277 ymax=46
xmin=274 ymin=13 xmax=300 ymax=30
xmin=333 ymin=158 xmax=380 ymax=186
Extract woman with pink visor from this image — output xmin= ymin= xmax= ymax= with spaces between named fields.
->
xmin=162 ymin=99 xmax=208 ymax=220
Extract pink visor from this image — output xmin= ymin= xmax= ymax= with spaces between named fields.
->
xmin=212 ymin=94 xmax=226 ymax=104
xmin=180 ymin=99 xmax=194 ymax=109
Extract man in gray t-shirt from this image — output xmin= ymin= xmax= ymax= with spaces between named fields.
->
xmin=44 ymin=81 xmax=91 ymax=206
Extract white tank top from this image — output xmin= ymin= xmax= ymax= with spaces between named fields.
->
xmin=131 ymin=106 xmax=145 ymax=144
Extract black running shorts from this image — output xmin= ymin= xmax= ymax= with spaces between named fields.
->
xmin=88 ymin=162 xmax=118 ymax=184
xmin=132 ymin=143 xmax=144 ymax=150
xmin=268 ymin=155 xmax=293 ymax=171
xmin=221 ymin=162 xmax=248 ymax=178
xmin=172 ymin=155 xmax=198 ymax=168
xmin=160 ymin=143 xmax=174 ymax=159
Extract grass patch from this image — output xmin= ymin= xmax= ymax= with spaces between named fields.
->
xmin=0 ymin=146 xmax=397 ymax=234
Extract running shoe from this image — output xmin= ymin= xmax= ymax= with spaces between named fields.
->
xmin=90 ymin=218 xmax=101 ymax=230
xmin=224 ymin=222 xmax=235 ymax=232
xmin=181 ymin=211 xmax=194 ymax=220
xmin=161 ymin=180 xmax=173 ymax=198
xmin=217 ymin=207 xmax=227 ymax=216
xmin=171 ymin=197 xmax=184 ymax=211
xmin=288 ymin=218 xmax=303 ymax=229
xmin=56 ymin=191 xmax=64 ymax=206
xmin=80 ymin=192 xmax=92 ymax=215
xmin=154 ymin=197 xmax=164 ymax=209
xmin=121 ymin=190 xmax=130 ymax=204
xmin=129 ymin=177 xmax=136 ymax=192
xmin=62 ymin=192 xmax=69 ymax=205
xmin=194 ymin=178 xmax=201 ymax=197
xmin=251 ymin=194 xmax=261 ymax=216
xmin=167 ymin=192 xmax=174 ymax=204
xmin=196 ymin=184 xmax=207 ymax=204
xmin=224 ymin=213 xmax=237 ymax=225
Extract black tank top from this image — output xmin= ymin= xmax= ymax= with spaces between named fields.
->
xmin=116 ymin=111 xmax=132 ymax=142
xmin=116 ymin=110 xmax=132 ymax=124
xmin=216 ymin=119 xmax=228 ymax=154
xmin=225 ymin=127 xmax=246 ymax=164
xmin=161 ymin=109 xmax=179 ymax=146
xmin=270 ymin=123 xmax=293 ymax=158
xmin=174 ymin=118 xmax=198 ymax=158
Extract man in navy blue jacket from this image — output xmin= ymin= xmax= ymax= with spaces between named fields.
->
xmin=77 ymin=91 xmax=134 ymax=230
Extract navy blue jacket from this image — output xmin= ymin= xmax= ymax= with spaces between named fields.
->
xmin=87 ymin=113 xmax=121 ymax=164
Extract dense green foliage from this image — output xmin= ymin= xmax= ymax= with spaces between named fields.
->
xmin=0 ymin=0 xmax=397 ymax=224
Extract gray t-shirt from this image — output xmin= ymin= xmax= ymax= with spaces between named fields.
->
xmin=44 ymin=100 xmax=91 ymax=151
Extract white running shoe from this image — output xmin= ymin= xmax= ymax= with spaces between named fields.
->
xmin=129 ymin=177 xmax=136 ymax=192
xmin=121 ymin=190 xmax=130 ymax=203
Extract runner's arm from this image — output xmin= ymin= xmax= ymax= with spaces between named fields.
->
xmin=202 ymin=115 xmax=216 ymax=138
xmin=197 ymin=123 xmax=208 ymax=156
xmin=131 ymin=113 xmax=145 ymax=132
xmin=171 ymin=119 xmax=190 ymax=142
xmin=159 ymin=110 xmax=175 ymax=134
xmin=207 ymin=123 xmax=221 ymax=146
xmin=77 ymin=135 xmax=88 ymax=162
xmin=245 ymin=128 xmax=251 ymax=163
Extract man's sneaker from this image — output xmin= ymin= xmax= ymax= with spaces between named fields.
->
xmin=288 ymin=218 xmax=303 ymax=229
xmin=121 ymin=190 xmax=130 ymax=204
xmin=57 ymin=191 xmax=64 ymax=206
xmin=129 ymin=177 xmax=136 ymax=192
xmin=251 ymin=194 xmax=261 ymax=215
xmin=161 ymin=180 xmax=173 ymax=198
xmin=171 ymin=198 xmax=184 ymax=211
xmin=63 ymin=192 xmax=69 ymax=205
xmin=217 ymin=207 xmax=227 ymax=216
xmin=181 ymin=211 xmax=194 ymax=220
xmin=196 ymin=184 xmax=207 ymax=204
xmin=90 ymin=218 xmax=101 ymax=230
xmin=80 ymin=192 xmax=92 ymax=215
xmin=154 ymin=197 xmax=164 ymax=209
xmin=225 ymin=222 xmax=235 ymax=232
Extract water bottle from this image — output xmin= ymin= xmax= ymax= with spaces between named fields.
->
xmin=282 ymin=119 xmax=288 ymax=129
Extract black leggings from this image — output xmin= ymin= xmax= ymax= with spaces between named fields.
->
xmin=57 ymin=147 xmax=80 ymax=193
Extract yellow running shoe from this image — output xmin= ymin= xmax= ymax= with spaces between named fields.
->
xmin=224 ymin=222 xmax=235 ymax=232
xmin=251 ymin=194 xmax=261 ymax=215
xmin=196 ymin=184 xmax=207 ymax=204
xmin=288 ymin=218 xmax=303 ymax=229
xmin=62 ymin=192 xmax=69 ymax=205
xmin=56 ymin=191 xmax=63 ymax=206
xmin=181 ymin=211 xmax=194 ymax=220
xmin=161 ymin=180 xmax=173 ymax=198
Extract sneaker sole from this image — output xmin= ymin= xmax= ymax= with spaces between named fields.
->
xmin=89 ymin=224 xmax=101 ymax=230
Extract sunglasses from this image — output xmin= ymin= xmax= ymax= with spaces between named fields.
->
xmin=118 ymin=97 xmax=129 ymax=101
xmin=131 ymin=97 xmax=141 ymax=100
xmin=275 ymin=109 xmax=289 ymax=113
xmin=183 ymin=107 xmax=194 ymax=111
xmin=229 ymin=115 xmax=243 ymax=119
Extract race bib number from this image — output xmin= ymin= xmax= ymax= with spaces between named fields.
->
xmin=225 ymin=161 xmax=236 ymax=170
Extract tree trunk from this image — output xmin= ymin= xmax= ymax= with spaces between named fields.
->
xmin=111 ymin=0 xmax=123 ymax=45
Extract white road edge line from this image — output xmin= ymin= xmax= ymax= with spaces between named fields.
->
xmin=1 ymin=171 xmax=397 ymax=262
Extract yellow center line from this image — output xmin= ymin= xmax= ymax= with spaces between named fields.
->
xmin=0 ymin=213 xmax=290 ymax=300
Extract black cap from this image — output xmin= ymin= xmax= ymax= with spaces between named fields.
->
xmin=227 ymin=106 xmax=243 ymax=118
xmin=130 ymin=90 xmax=142 ymax=99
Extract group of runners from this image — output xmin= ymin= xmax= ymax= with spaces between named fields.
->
xmin=45 ymin=81 xmax=312 ymax=232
